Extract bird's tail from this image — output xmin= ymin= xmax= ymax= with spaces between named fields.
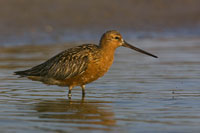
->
xmin=14 ymin=70 xmax=30 ymax=77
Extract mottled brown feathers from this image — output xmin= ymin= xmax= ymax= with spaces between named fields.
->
xmin=15 ymin=44 xmax=100 ymax=80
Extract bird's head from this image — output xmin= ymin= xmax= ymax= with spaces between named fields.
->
xmin=100 ymin=30 xmax=158 ymax=58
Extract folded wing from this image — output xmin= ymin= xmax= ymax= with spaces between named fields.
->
xmin=15 ymin=46 xmax=89 ymax=80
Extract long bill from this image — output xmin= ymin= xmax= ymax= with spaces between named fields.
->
xmin=122 ymin=41 xmax=158 ymax=58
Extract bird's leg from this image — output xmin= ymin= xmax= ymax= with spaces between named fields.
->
xmin=81 ymin=85 xmax=85 ymax=97
xmin=68 ymin=86 xmax=72 ymax=98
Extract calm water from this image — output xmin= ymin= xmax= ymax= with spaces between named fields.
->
xmin=0 ymin=37 xmax=200 ymax=133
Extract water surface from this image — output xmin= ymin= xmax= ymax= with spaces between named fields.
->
xmin=0 ymin=37 xmax=200 ymax=133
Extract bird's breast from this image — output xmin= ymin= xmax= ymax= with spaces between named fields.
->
xmin=76 ymin=52 xmax=114 ymax=84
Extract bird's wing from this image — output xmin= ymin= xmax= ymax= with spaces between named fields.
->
xmin=15 ymin=46 xmax=90 ymax=80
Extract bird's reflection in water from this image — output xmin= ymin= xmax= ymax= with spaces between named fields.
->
xmin=34 ymin=97 xmax=116 ymax=130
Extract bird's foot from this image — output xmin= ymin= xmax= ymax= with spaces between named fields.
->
xmin=68 ymin=93 xmax=72 ymax=99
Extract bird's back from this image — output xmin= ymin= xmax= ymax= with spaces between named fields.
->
xmin=15 ymin=44 xmax=100 ymax=83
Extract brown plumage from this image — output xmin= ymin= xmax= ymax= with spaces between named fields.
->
xmin=15 ymin=30 xmax=158 ymax=98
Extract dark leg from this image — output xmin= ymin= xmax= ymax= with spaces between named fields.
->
xmin=81 ymin=85 xmax=85 ymax=97
xmin=68 ymin=86 xmax=72 ymax=98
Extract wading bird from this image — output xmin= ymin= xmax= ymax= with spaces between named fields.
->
xmin=15 ymin=30 xmax=158 ymax=98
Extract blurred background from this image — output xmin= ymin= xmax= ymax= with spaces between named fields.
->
xmin=1 ymin=1 xmax=200 ymax=133
xmin=0 ymin=0 xmax=200 ymax=45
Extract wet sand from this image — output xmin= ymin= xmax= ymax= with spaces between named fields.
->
xmin=0 ymin=37 xmax=200 ymax=132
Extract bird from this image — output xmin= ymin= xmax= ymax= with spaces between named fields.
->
xmin=14 ymin=30 xmax=158 ymax=98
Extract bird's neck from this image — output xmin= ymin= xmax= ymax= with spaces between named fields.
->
xmin=101 ymin=47 xmax=116 ymax=58
xmin=99 ymin=42 xmax=118 ymax=56
xmin=99 ymin=43 xmax=116 ymax=70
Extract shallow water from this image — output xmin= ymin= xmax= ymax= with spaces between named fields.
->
xmin=0 ymin=37 xmax=200 ymax=133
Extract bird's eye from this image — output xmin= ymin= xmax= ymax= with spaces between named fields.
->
xmin=115 ymin=36 xmax=120 ymax=40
